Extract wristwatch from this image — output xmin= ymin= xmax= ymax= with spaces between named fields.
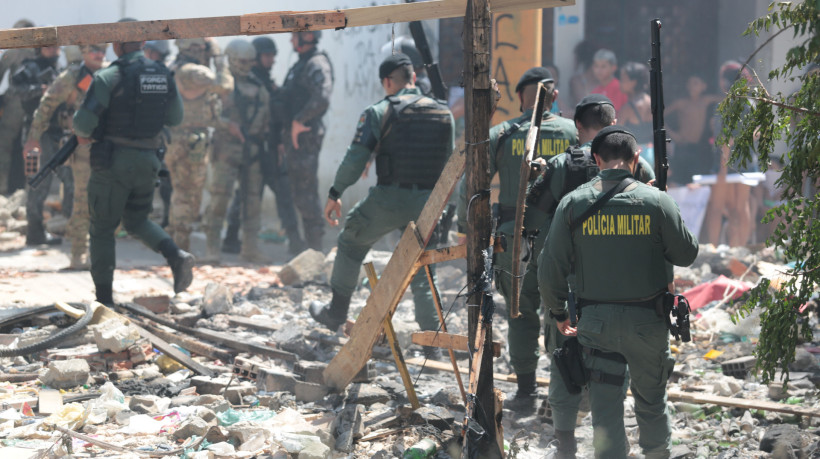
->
xmin=328 ymin=186 xmax=341 ymax=201
xmin=549 ymin=310 xmax=568 ymax=322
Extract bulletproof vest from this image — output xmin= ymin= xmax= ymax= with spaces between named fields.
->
xmin=13 ymin=58 xmax=57 ymax=114
xmin=281 ymin=50 xmax=333 ymax=122
xmin=103 ymin=56 xmax=175 ymax=139
xmin=376 ymin=94 xmax=452 ymax=189
xmin=562 ymin=147 xmax=600 ymax=198
xmin=234 ymin=75 xmax=264 ymax=137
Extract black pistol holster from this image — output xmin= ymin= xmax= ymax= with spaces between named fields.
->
xmin=89 ymin=139 xmax=114 ymax=171
xmin=552 ymin=337 xmax=588 ymax=394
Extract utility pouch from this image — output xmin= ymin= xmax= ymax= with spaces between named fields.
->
xmin=89 ymin=139 xmax=114 ymax=171
xmin=375 ymin=154 xmax=391 ymax=184
xmin=552 ymin=337 xmax=589 ymax=394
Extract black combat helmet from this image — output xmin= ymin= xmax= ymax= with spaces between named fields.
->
xmin=252 ymin=36 xmax=277 ymax=56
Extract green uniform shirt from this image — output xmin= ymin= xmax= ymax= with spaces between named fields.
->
xmin=491 ymin=110 xmax=577 ymax=234
xmin=73 ymin=51 xmax=184 ymax=139
xmin=331 ymin=87 xmax=455 ymax=197
xmin=540 ymin=168 xmax=698 ymax=316
xmin=540 ymin=140 xmax=656 ymax=234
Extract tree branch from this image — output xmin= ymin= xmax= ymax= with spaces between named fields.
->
xmin=726 ymin=93 xmax=820 ymax=117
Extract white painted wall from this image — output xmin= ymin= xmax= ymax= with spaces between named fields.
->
xmin=0 ymin=1 xmax=439 ymax=217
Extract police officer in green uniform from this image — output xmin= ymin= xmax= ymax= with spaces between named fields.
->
xmin=540 ymin=126 xmax=698 ymax=459
xmin=528 ymin=94 xmax=655 ymax=457
xmin=72 ymin=25 xmax=194 ymax=305
xmin=460 ymin=67 xmax=577 ymax=411
xmin=308 ymin=54 xmax=454 ymax=346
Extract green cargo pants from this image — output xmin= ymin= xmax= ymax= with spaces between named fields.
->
xmin=331 ymin=185 xmax=439 ymax=331
xmin=577 ymin=304 xmax=675 ymax=459
xmin=88 ymin=147 xmax=170 ymax=293
xmin=494 ymin=231 xmax=544 ymax=375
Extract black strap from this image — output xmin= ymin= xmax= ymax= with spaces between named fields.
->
xmin=569 ymin=177 xmax=636 ymax=232
xmin=589 ymin=369 xmax=625 ymax=387
xmin=583 ymin=346 xmax=627 ymax=364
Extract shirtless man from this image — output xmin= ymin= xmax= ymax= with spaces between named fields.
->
xmin=667 ymin=74 xmax=722 ymax=184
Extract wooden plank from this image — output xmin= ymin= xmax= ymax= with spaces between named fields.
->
xmin=414 ymin=238 xmax=503 ymax=268
xmin=228 ymin=316 xmax=282 ymax=333
xmin=134 ymin=319 xmax=234 ymax=363
xmin=324 ymin=148 xmax=467 ymax=391
xmin=364 ymin=263 xmax=420 ymax=410
xmin=0 ymin=0 xmax=573 ymax=49
xmin=424 ymin=264 xmax=466 ymax=403
xmin=667 ymin=390 xmax=820 ymax=418
xmin=241 ymin=11 xmax=346 ymax=34
xmin=193 ymin=328 xmax=298 ymax=362
xmin=134 ymin=325 xmax=214 ymax=377
xmin=411 ymin=330 xmax=501 ymax=357
xmin=37 ymin=389 xmax=63 ymax=415
xmin=404 ymin=356 xmax=550 ymax=386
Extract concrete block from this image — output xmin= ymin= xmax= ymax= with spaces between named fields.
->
xmin=134 ymin=295 xmax=171 ymax=314
xmin=278 ymin=249 xmax=326 ymax=285
xmin=344 ymin=383 xmax=391 ymax=406
xmin=224 ymin=385 xmax=257 ymax=405
xmin=191 ymin=376 xmax=233 ymax=395
xmin=40 ymin=359 xmax=90 ymax=389
xmin=297 ymin=441 xmax=331 ymax=459
xmin=129 ymin=395 xmax=161 ymax=414
xmin=294 ymin=361 xmax=327 ymax=385
xmin=294 ymin=381 xmax=328 ymax=403
xmin=202 ymin=283 xmax=233 ymax=316
xmin=721 ymin=356 xmax=756 ymax=379
xmin=92 ymin=318 xmax=140 ymax=353
xmin=257 ymin=368 xmax=299 ymax=393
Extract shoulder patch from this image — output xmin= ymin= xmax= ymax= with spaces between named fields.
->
xmin=352 ymin=110 xmax=377 ymax=150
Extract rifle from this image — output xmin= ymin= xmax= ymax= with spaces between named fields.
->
xmin=649 ymin=19 xmax=669 ymax=190
xmin=28 ymin=135 xmax=78 ymax=189
xmin=509 ymin=82 xmax=549 ymax=319
xmin=461 ymin=219 xmax=497 ymax=458
xmin=408 ymin=20 xmax=448 ymax=101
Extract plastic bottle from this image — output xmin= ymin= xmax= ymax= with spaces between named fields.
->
xmin=403 ymin=438 xmax=437 ymax=458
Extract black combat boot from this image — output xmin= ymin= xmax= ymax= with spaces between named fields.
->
xmin=309 ymin=290 xmax=350 ymax=331
xmin=421 ymin=346 xmax=442 ymax=361
xmin=221 ymin=223 xmax=242 ymax=254
xmin=158 ymin=238 xmax=195 ymax=293
xmin=505 ymin=371 xmax=537 ymax=413
xmin=554 ymin=430 xmax=577 ymax=459
xmin=26 ymin=221 xmax=62 ymax=246
xmin=95 ymin=284 xmax=114 ymax=306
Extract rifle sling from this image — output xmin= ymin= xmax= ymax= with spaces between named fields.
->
xmin=569 ymin=177 xmax=635 ymax=232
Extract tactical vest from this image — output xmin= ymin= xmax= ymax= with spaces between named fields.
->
xmin=281 ymin=50 xmax=333 ymax=122
xmin=376 ymin=94 xmax=452 ymax=189
xmin=103 ymin=56 xmax=175 ymax=139
xmin=562 ymin=147 xmax=600 ymax=197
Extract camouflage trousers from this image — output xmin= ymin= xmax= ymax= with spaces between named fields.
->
xmin=0 ymin=97 xmax=25 ymax=194
xmin=284 ymin=128 xmax=325 ymax=250
xmin=204 ymin=136 xmax=263 ymax=257
xmin=66 ymin=142 xmax=92 ymax=261
xmin=165 ymin=129 xmax=210 ymax=251
xmin=26 ymin=132 xmax=73 ymax=240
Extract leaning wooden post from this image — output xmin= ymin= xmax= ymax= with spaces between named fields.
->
xmin=463 ymin=0 xmax=501 ymax=456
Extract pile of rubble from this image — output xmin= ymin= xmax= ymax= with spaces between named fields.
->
xmin=0 ymin=243 xmax=817 ymax=458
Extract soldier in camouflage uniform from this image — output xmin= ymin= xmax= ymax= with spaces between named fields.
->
xmin=0 ymin=19 xmax=36 ymax=194
xmin=165 ymin=38 xmax=233 ymax=251
xmin=202 ymin=39 xmax=269 ymax=264
xmin=222 ymin=36 xmax=306 ymax=257
xmin=279 ymin=31 xmax=333 ymax=251
xmin=24 ymin=44 xmax=108 ymax=265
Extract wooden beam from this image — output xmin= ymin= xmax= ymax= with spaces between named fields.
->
xmin=0 ymin=0 xmax=573 ymax=49
xmin=130 ymin=317 xmax=234 ymax=362
xmin=405 ymin=356 xmax=550 ymax=386
xmin=228 ymin=316 xmax=282 ymax=333
xmin=134 ymin=325 xmax=215 ymax=377
xmin=413 ymin=238 xmax=503 ymax=268
xmin=193 ymin=328 xmax=298 ymax=362
xmin=364 ymin=263 xmax=420 ymax=410
xmin=323 ymin=147 xmax=466 ymax=391
xmin=666 ymin=390 xmax=820 ymax=418
xmin=411 ymin=331 xmax=501 ymax=357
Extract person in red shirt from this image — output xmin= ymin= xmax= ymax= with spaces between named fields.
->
xmin=590 ymin=49 xmax=628 ymax=112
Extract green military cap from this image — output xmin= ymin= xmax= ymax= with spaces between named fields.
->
xmin=379 ymin=53 xmax=413 ymax=79
xmin=515 ymin=67 xmax=554 ymax=93
xmin=574 ymin=94 xmax=614 ymax=122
